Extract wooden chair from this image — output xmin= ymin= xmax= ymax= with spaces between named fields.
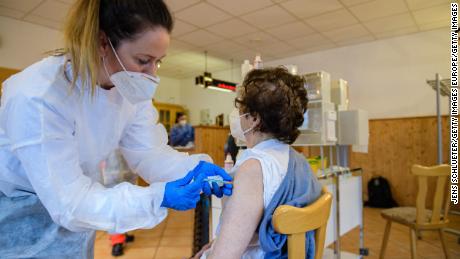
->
xmin=379 ymin=164 xmax=451 ymax=259
xmin=273 ymin=187 xmax=332 ymax=259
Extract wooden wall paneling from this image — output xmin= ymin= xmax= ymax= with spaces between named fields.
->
xmin=194 ymin=126 xmax=229 ymax=167
xmin=294 ymin=116 xmax=453 ymax=209
xmin=349 ymin=116 xmax=456 ymax=210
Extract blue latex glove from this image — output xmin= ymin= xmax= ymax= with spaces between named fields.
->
xmin=161 ymin=170 xmax=202 ymax=211
xmin=192 ymin=161 xmax=233 ymax=198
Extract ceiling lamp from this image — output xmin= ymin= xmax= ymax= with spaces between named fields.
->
xmin=195 ymin=51 xmax=237 ymax=93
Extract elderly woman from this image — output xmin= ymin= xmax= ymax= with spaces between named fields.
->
xmin=195 ymin=67 xmax=322 ymax=259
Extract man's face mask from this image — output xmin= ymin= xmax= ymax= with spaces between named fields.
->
xmin=179 ymin=119 xmax=187 ymax=126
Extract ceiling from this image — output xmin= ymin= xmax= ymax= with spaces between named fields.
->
xmin=0 ymin=0 xmax=452 ymax=79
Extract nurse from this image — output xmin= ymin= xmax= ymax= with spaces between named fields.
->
xmin=0 ymin=0 xmax=232 ymax=258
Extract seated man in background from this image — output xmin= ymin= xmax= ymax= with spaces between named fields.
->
xmin=170 ymin=113 xmax=195 ymax=147
xmin=195 ymin=67 xmax=322 ymax=259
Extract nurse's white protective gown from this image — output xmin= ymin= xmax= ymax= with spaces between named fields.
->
xmin=0 ymin=55 xmax=209 ymax=233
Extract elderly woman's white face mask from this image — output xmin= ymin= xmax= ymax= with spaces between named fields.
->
xmin=229 ymin=108 xmax=256 ymax=142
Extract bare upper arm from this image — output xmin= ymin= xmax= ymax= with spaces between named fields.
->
xmin=207 ymin=159 xmax=264 ymax=259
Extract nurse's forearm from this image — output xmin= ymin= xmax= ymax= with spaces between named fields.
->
xmin=120 ymin=145 xmax=212 ymax=183
xmin=15 ymin=144 xmax=168 ymax=233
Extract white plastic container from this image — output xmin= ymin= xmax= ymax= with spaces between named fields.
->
xmin=286 ymin=64 xmax=298 ymax=75
xmin=241 ymin=60 xmax=253 ymax=79
xmin=254 ymin=55 xmax=263 ymax=69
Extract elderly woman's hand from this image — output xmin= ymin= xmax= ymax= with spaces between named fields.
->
xmin=191 ymin=241 xmax=213 ymax=259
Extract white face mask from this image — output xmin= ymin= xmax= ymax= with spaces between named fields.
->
xmin=229 ymin=108 xmax=254 ymax=142
xmin=179 ymin=120 xmax=187 ymax=126
xmin=103 ymin=39 xmax=160 ymax=104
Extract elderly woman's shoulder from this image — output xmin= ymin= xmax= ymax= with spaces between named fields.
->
xmin=234 ymin=158 xmax=263 ymax=183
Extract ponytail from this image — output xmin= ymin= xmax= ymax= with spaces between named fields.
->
xmin=63 ymin=0 xmax=173 ymax=95
xmin=64 ymin=0 xmax=101 ymax=95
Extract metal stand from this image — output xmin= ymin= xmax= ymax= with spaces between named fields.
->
xmin=333 ymin=146 xmax=341 ymax=258
xmin=318 ymin=166 xmax=367 ymax=258
xmin=320 ymin=146 xmax=325 ymax=174
xmin=193 ymin=194 xmax=210 ymax=255
xmin=426 ymin=74 xmax=450 ymax=165
xmin=318 ymin=145 xmax=367 ymax=258
xmin=427 ymin=75 xmax=460 ymax=238
xmin=357 ymin=171 xmax=368 ymax=258
xmin=435 ymin=73 xmax=443 ymax=164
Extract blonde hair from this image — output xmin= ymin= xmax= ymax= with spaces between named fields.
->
xmin=63 ymin=0 xmax=101 ymax=95
xmin=62 ymin=0 xmax=174 ymax=95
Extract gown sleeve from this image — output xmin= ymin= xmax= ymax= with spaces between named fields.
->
xmin=5 ymin=94 xmax=168 ymax=233
xmin=119 ymin=101 xmax=211 ymax=184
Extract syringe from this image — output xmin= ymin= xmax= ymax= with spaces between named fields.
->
xmin=203 ymin=178 xmax=233 ymax=186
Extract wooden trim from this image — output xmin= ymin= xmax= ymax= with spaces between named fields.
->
xmin=152 ymin=101 xmax=185 ymax=109
xmin=0 ymin=67 xmax=20 ymax=83
xmin=194 ymin=125 xmax=230 ymax=129
xmin=369 ymin=114 xmax=452 ymax=121
xmin=0 ymin=67 xmax=20 ymax=78
xmin=0 ymin=67 xmax=20 ymax=96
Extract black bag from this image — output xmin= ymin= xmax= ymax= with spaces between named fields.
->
xmin=365 ymin=176 xmax=398 ymax=208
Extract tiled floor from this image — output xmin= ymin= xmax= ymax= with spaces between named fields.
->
xmin=337 ymin=208 xmax=460 ymax=259
xmin=94 ymin=208 xmax=460 ymax=259
xmin=94 ymin=209 xmax=194 ymax=259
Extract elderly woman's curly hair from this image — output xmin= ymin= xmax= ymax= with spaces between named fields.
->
xmin=235 ymin=67 xmax=308 ymax=144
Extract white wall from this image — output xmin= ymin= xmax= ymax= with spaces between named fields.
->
xmin=265 ymin=28 xmax=450 ymax=119
xmin=181 ymin=28 xmax=449 ymax=124
xmin=0 ymin=16 xmax=181 ymax=105
xmin=155 ymin=75 xmax=182 ymax=104
xmin=0 ymin=16 xmax=63 ymax=69
xmin=1 ymin=15 xmax=450 ymax=121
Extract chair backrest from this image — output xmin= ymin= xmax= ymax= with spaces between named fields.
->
xmin=272 ymin=186 xmax=332 ymax=259
xmin=412 ymin=164 xmax=451 ymax=225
